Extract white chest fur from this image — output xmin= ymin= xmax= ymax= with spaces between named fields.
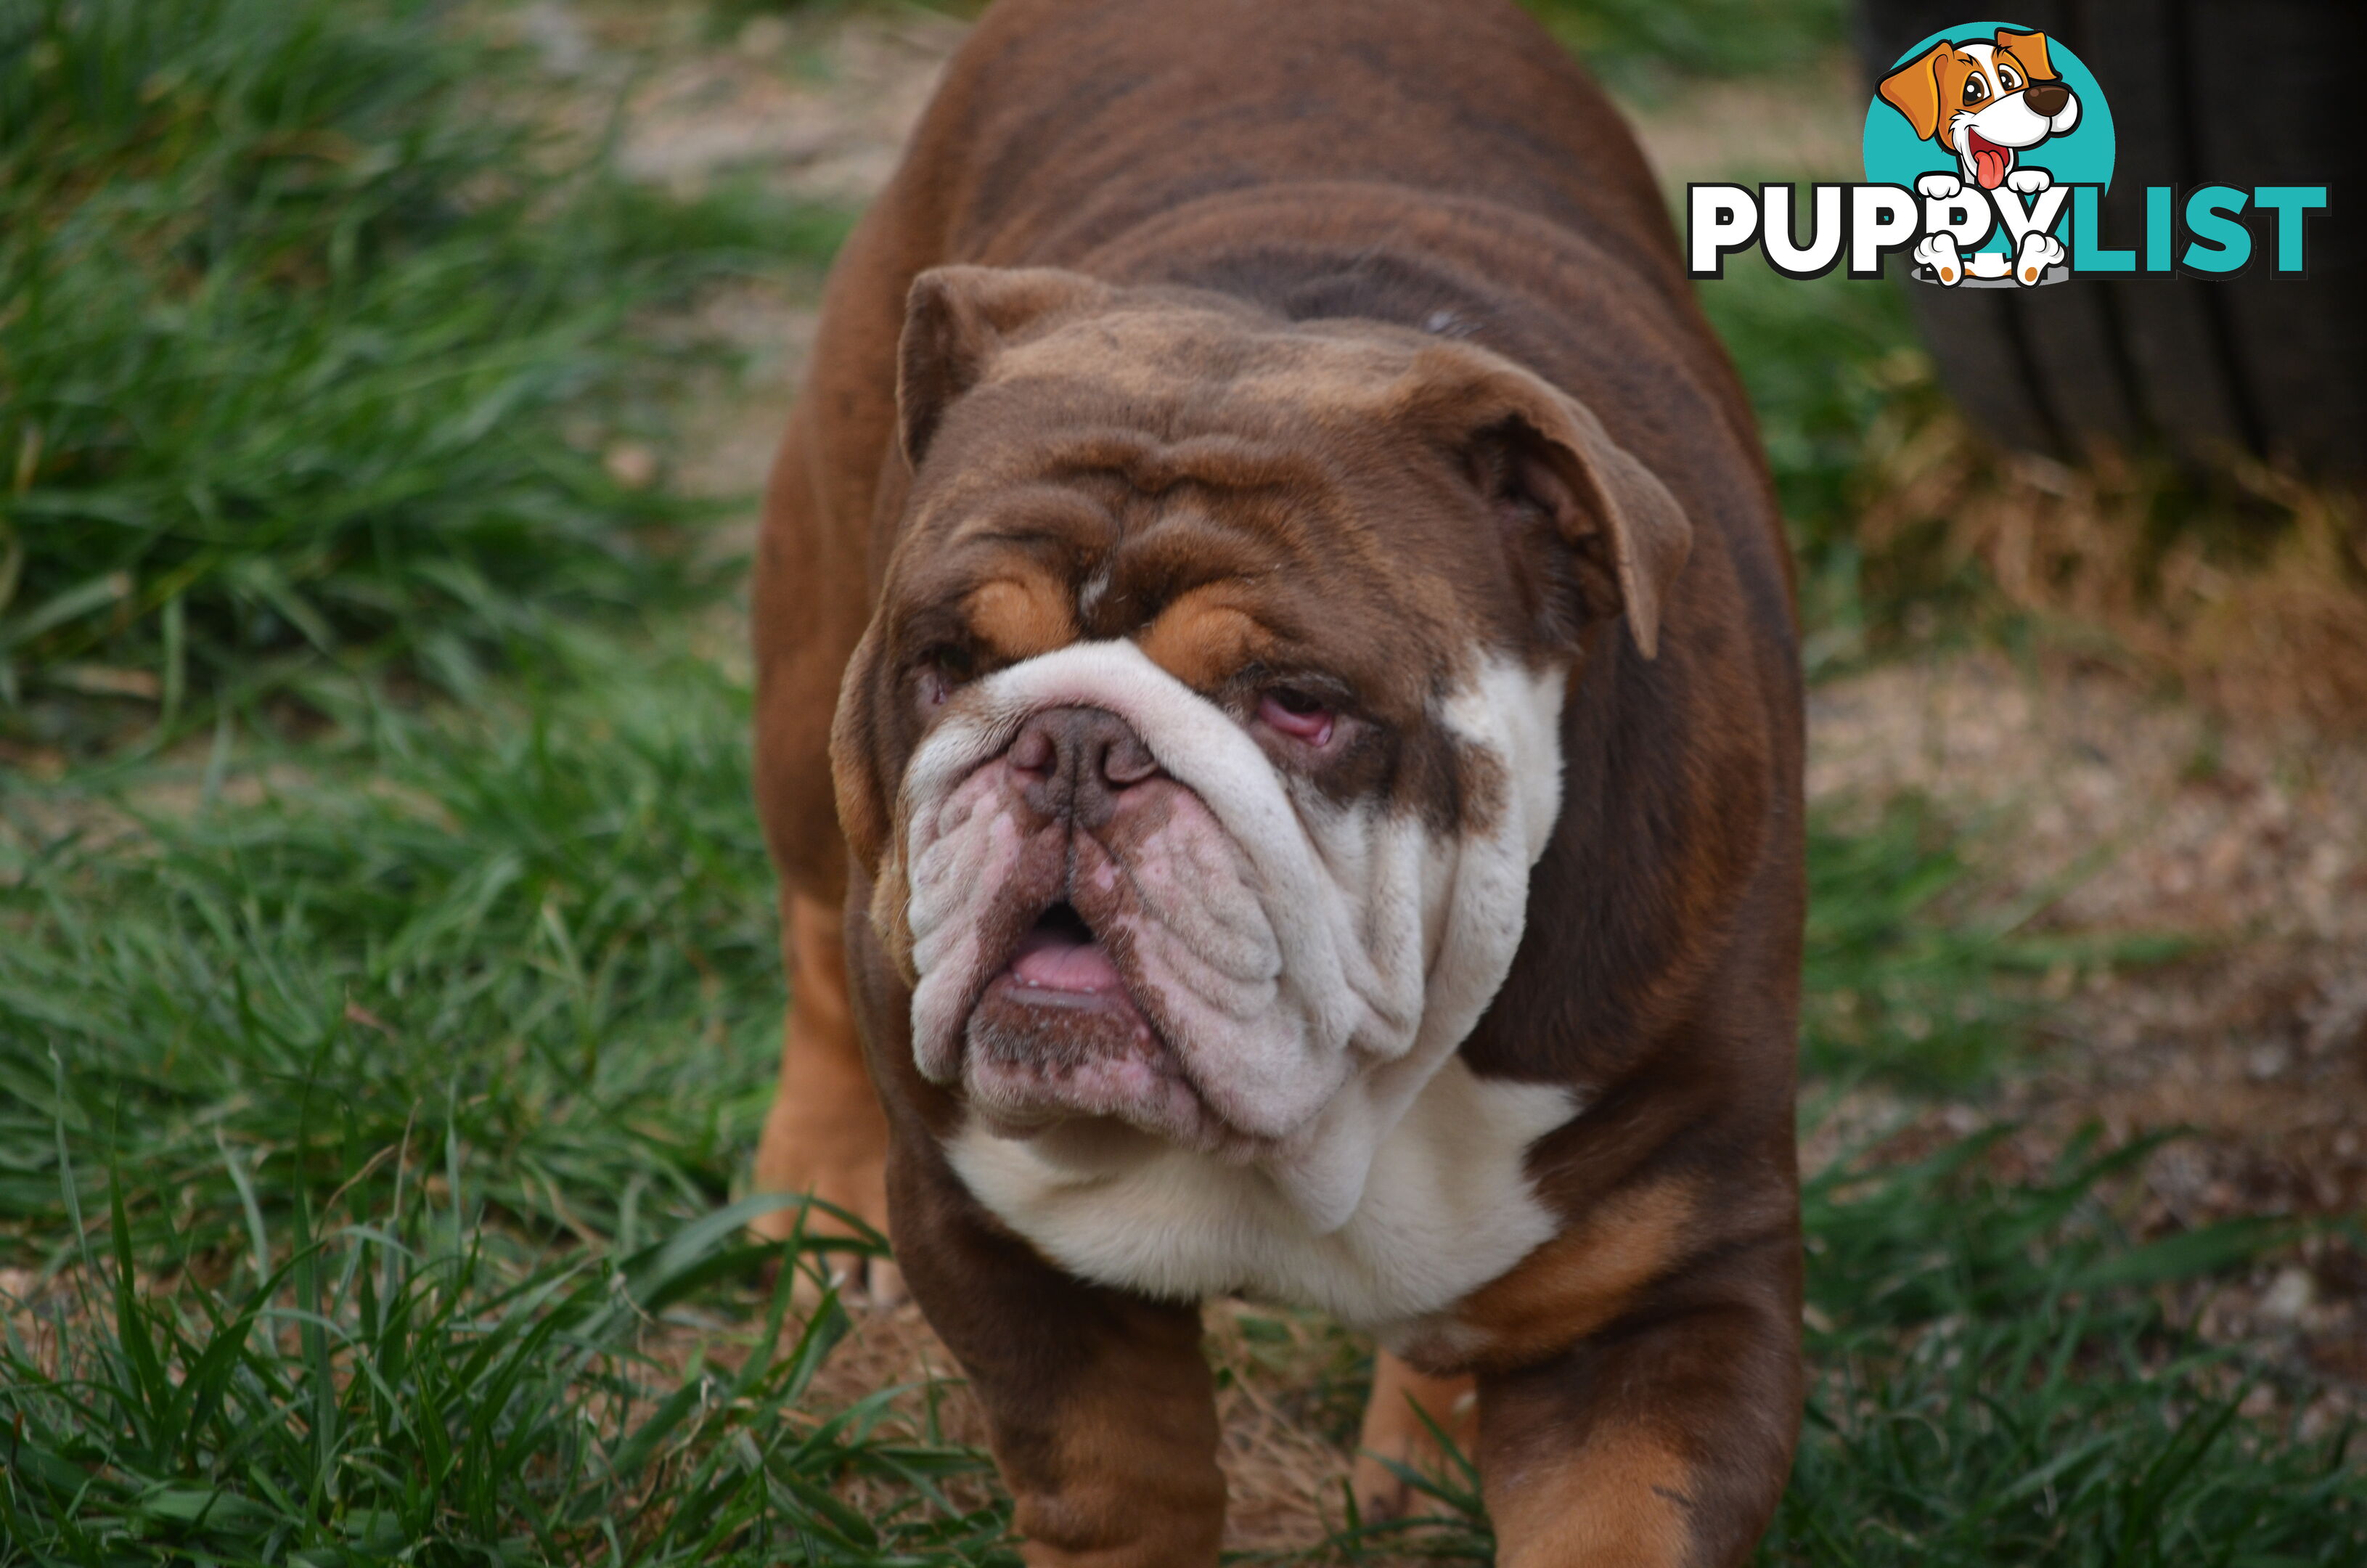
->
xmin=947 ymin=1059 xmax=1576 ymax=1335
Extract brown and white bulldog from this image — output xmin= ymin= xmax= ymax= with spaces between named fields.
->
xmin=748 ymin=1 xmax=1806 ymax=1563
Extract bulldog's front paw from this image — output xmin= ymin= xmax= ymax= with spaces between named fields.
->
xmin=2006 ymin=167 xmax=2053 ymax=196
xmin=757 ymin=1132 xmax=904 ymax=1317
xmin=1914 ymin=232 xmax=1967 ymax=286
xmin=2013 ymin=229 xmax=2066 ymax=285
xmin=1916 ymin=171 xmax=1964 ymax=201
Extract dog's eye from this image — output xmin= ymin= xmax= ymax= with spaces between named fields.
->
xmin=1962 ymin=73 xmax=1989 ymax=105
xmin=1995 ymin=63 xmax=2021 ymax=91
xmin=1258 ymin=687 xmax=1336 ymax=746
xmin=917 ymin=644 xmax=976 ymax=706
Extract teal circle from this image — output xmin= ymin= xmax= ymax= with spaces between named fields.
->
xmin=1861 ymin=20 xmax=2115 ymax=250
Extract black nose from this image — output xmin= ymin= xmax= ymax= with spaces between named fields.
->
xmin=1008 ymin=706 xmax=1160 ymax=828
xmin=2022 ymin=80 xmax=2069 ymax=116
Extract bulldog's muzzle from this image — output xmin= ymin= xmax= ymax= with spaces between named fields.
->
xmin=950 ymin=702 xmax=1229 ymax=1148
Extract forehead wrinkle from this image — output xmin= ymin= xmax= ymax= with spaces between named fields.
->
xmin=991 ymin=309 xmax=1410 ymax=399
xmin=1090 ymin=507 xmax=1288 ymax=631
xmin=991 ymin=317 xmax=1420 ymax=433
xmin=1119 ymin=500 xmax=1465 ymax=703
xmin=1129 ymin=433 xmax=1337 ymax=496
xmin=938 ymin=479 xmax=1113 ymax=537
xmin=920 ymin=489 xmax=1116 ymax=587
xmin=1026 ymin=428 xmax=1338 ymax=500
xmin=1121 ymin=486 xmax=1337 ymax=584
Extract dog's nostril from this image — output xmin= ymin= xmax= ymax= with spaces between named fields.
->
xmin=1010 ymin=727 xmax=1055 ymax=775
xmin=1010 ymin=707 xmax=1158 ymax=805
xmin=1098 ymin=732 xmax=1158 ymax=788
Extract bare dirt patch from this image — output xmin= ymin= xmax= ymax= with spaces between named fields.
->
xmin=1812 ymin=648 xmax=2367 ymax=1406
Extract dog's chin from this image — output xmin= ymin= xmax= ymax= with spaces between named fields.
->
xmin=958 ymin=906 xmax=1227 ymax=1151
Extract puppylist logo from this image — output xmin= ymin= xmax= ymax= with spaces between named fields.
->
xmin=1688 ymin=20 xmax=2330 ymax=287
xmin=1874 ymin=24 xmax=2092 ymax=285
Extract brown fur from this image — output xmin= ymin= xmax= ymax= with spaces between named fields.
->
xmin=1135 ymin=587 xmax=1272 ymax=692
xmin=1487 ymin=1424 xmax=1694 ymax=1568
xmin=751 ymin=897 xmax=891 ymax=1271
xmin=850 ymin=883 xmax=1227 ymax=1562
xmin=1399 ymin=1176 xmax=1701 ymax=1373
xmin=967 ymin=574 xmax=1079 ymax=664
xmin=750 ymin=1 xmax=1805 ymax=1562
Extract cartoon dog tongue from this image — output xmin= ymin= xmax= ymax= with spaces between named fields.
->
xmin=1969 ymin=132 xmax=2011 ymax=190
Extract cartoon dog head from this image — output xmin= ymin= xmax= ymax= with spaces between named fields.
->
xmin=1879 ymin=28 xmax=2080 ymax=190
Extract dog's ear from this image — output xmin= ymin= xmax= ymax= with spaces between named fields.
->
xmin=898 ymin=265 xmax=1112 ymax=467
xmin=1397 ymin=343 xmax=1692 ymax=659
xmin=1993 ymin=28 xmax=2056 ymax=81
xmin=829 ymin=618 xmax=893 ymax=875
xmin=1878 ymin=42 xmax=1950 ymax=142
xmin=827 ymin=618 xmax=916 ymax=971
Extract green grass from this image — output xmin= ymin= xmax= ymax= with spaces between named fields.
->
xmin=2 ymin=1174 xmax=1000 ymax=1563
xmin=1525 ymin=0 xmax=1846 ymax=93
xmin=3 ymin=1 xmax=2358 ymax=1564
xmin=1770 ymin=1132 xmax=2358 ymax=1566
xmin=0 ymin=0 xmax=844 ymax=751
xmin=1800 ymin=792 xmax=2190 ymax=1094
xmin=1 ymin=628 xmax=780 ymax=1267
xmin=10 ymin=666 xmax=2347 ymax=1561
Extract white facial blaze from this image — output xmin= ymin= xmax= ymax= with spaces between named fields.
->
xmin=895 ymin=639 xmax=1573 ymax=1269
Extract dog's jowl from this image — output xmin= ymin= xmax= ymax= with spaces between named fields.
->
xmin=748 ymin=1 xmax=1806 ymax=1563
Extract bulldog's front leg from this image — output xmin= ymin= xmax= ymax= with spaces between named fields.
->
xmin=886 ymin=1130 xmax=1227 ymax=1567
xmin=1476 ymin=1287 xmax=1799 ymax=1568
xmin=751 ymin=893 xmax=899 ymax=1296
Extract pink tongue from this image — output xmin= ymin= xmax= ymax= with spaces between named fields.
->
xmin=1010 ymin=926 xmax=1124 ymax=992
xmin=1974 ymin=147 xmax=2008 ymax=189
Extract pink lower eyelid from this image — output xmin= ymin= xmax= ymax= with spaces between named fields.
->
xmin=1259 ymin=694 xmax=1333 ymax=743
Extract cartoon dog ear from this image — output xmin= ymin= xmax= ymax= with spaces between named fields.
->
xmin=1878 ymin=41 xmax=1950 ymax=142
xmin=897 ymin=265 xmax=1112 ymax=467
xmin=1397 ymin=342 xmax=1692 ymax=659
xmin=1994 ymin=28 xmax=2056 ymax=80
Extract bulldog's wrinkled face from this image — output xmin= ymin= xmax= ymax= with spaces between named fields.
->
xmin=830 ymin=266 xmax=1689 ymax=1225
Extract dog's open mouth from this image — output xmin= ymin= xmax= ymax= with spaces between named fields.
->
xmin=1003 ymin=901 xmax=1128 ymax=995
xmin=961 ymin=900 xmax=1214 ymax=1144
xmin=1966 ymin=129 xmax=2012 ymax=190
